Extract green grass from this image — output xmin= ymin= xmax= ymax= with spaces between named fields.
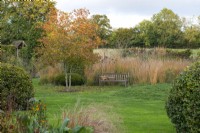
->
xmin=33 ymin=79 xmax=176 ymax=133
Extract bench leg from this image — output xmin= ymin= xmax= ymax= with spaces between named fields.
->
xmin=125 ymin=81 xmax=128 ymax=87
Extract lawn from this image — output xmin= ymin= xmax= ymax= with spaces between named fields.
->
xmin=33 ymin=79 xmax=176 ymax=133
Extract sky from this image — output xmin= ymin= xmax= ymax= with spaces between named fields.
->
xmin=55 ymin=0 xmax=200 ymax=28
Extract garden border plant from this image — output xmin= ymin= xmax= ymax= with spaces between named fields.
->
xmin=0 ymin=99 xmax=93 ymax=133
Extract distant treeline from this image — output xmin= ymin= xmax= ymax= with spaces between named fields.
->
xmin=98 ymin=8 xmax=200 ymax=49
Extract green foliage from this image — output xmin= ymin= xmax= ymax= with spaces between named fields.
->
xmin=0 ymin=0 xmax=55 ymax=60
xmin=152 ymin=8 xmax=183 ymax=48
xmin=183 ymin=25 xmax=200 ymax=48
xmin=0 ymin=45 xmax=15 ymax=55
xmin=131 ymin=20 xmax=156 ymax=47
xmin=113 ymin=8 xmax=200 ymax=49
xmin=166 ymin=49 xmax=192 ymax=59
xmin=108 ymin=28 xmax=133 ymax=48
xmin=0 ymin=45 xmax=16 ymax=63
xmin=0 ymin=45 xmax=36 ymax=75
xmin=166 ymin=62 xmax=200 ymax=133
xmin=50 ymin=118 xmax=93 ymax=133
xmin=91 ymin=14 xmax=112 ymax=45
xmin=0 ymin=63 xmax=34 ymax=111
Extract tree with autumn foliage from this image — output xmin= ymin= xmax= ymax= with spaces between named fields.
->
xmin=37 ymin=8 xmax=101 ymax=90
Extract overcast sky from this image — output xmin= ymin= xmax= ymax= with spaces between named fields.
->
xmin=55 ymin=0 xmax=200 ymax=28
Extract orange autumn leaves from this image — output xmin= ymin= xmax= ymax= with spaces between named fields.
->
xmin=37 ymin=8 xmax=102 ymax=66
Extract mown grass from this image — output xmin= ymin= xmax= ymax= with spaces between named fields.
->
xmin=33 ymin=79 xmax=176 ymax=133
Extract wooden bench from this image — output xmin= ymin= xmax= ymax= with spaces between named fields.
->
xmin=99 ymin=73 xmax=129 ymax=87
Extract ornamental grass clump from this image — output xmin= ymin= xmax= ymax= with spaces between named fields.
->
xmin=61 ymin=103 xmax=122 ymax=133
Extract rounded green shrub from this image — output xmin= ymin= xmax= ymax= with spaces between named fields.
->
xmin=0 ymin=63 xmax=34 ymax=111
xmin=54 ymin=73 xmax=85 ymax=86
xmin=166 ymin=62 xmax=200 ymax=133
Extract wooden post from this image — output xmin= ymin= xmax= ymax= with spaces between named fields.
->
xmin=16 ymin=48 xmax=19 ymax=59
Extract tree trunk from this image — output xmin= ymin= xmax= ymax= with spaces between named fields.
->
xmin=69 ymin=67 xmax=72 ymax=89
xmin=64 ymin=62 xmax=68 ymax=90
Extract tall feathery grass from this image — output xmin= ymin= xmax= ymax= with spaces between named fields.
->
xmin=38 ymin=48 xmax=192 ymax=85
xmin=38 ymin=64 xmax=63 ymax=84
xmin=85 ymin=57 xmax=191 ymax=85
xmin=61 ymin=103 xmax=123 ymax=133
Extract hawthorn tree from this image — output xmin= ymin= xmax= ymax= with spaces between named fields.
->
xmin=37 ymin=8 xmax=101 ymax=90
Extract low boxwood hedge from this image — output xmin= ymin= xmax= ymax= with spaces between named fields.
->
xmin=166 ymin=62 xmax=200 ymax=133
xmin=0 ymin=63 xmax=34 ymax=111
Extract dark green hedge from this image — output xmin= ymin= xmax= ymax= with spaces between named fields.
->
xmin=54 ymin=73 xmax=85 ymax=86
xmin=0 ymin=63 xmax=34 ymax=111
xmin=166 ymin=62 xmax=200 ymax=133
xmin=40 ymin=73 xmax=85 ymax=86
xmin=166 ymin=49 xmax=192 ymax=59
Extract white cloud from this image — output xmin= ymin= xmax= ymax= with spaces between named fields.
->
xmin=55 ymin=0 xmax=200 ymax=28
xmin=107 ymin=12 xmax=151 ymax=28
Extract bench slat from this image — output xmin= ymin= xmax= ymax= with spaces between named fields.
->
xmin=99 ymin=73 xmax=129 ymax=87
